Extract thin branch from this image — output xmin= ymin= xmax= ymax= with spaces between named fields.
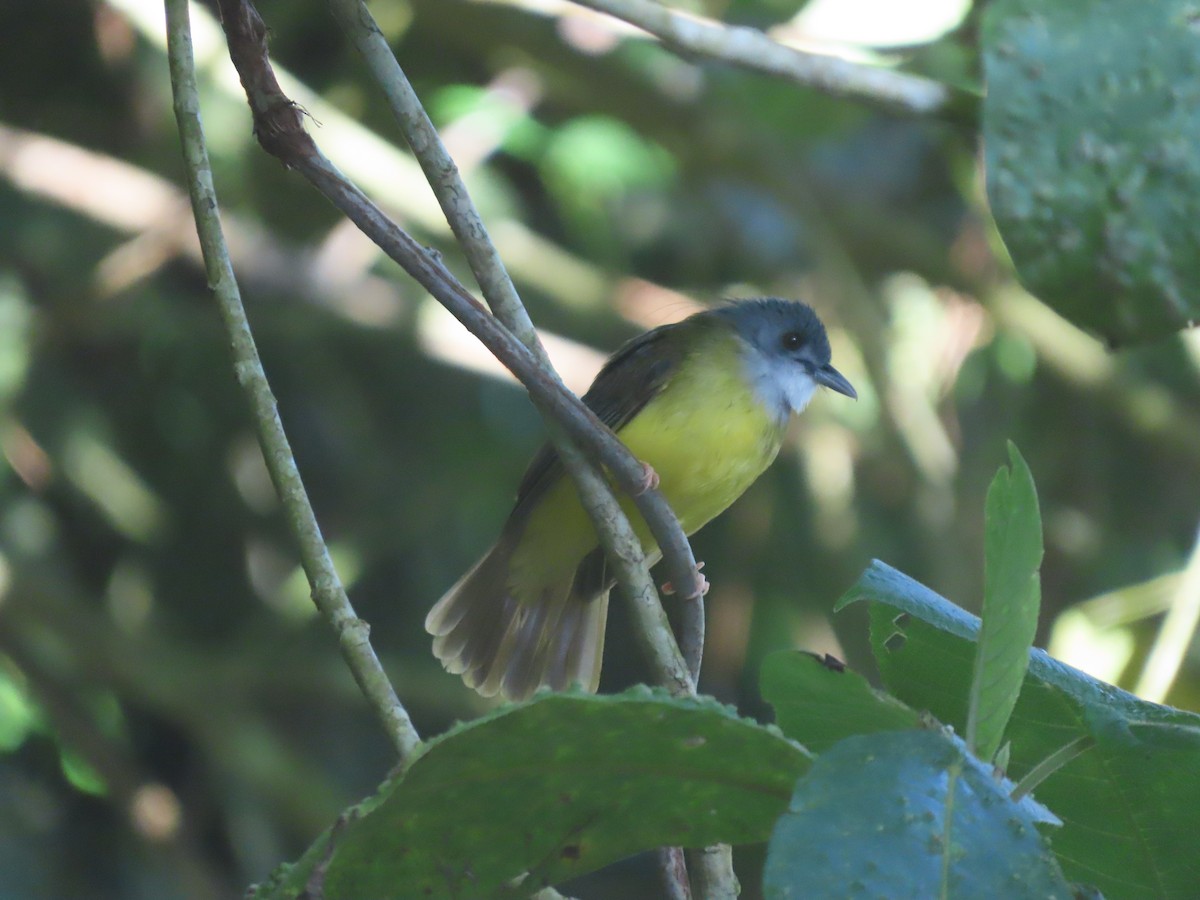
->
xmin=685 ymin=844 xmax=739 ymax=899
xmin=323 ymin=3 xmax=718 ymax=886
xmin=325 ymin=0 xmax=542 ymax=358
xmin=321 ymin=1 xmax=711 ymax=652
xmin=679 ymin=595 xmax=705 ymax=685
xmin=321 ymin=0 xmax=682 ymax=649
xmin=657 ymin=849 xmax=696 ymax=897
xmin=302 ymin=153 xmax=696 ymax=693
xmin=164 ymin=0 xmax=421 ymax=761
xmin=215 ymin=2 xmax=735 ymax=891
xmin=321 ymin=0 xmax=710 ymax=888
xmin=326 ymin=0 xmax=700 ymax=628
xmin=657 ymin=847 xmax=693 ymax=900
xmin=214 ymin=0 xmax=701 ymax=694
xmin=328 ymin=0 xmax=716 ymax=702
xmin=569 ymin=0 xmax=975 ymax=122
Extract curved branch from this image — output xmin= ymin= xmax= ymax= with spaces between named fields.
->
xmin=324 ymin=6 xmax=717 ymax=892
xmin=164 ymin=0 xmax=421 ymax=761
xmin=300 ymin=152 xmax=696 ymax=694
xmin=214 ymin=0 xmax=703 ymax=692
xmin=327 ymin=0 xmax=713 ymax=690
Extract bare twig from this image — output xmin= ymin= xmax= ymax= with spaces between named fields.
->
xmin=686 ymin=844 xmax=739 ymax=899
xmin=323 ymin=5 xmax=719 ymax=889
xmin=679 ymin=596 xmax=706 ymax=685
xmin=164 ymin=0 xmax=421 ymax=761
xmin=657 ymin=846 xmax=693 ymax=900
xmin=303 ymin=153 xmax=696 ymax=694
xmin=212 ymin=1 xmax=742 ymax=892
xmin=568 ymin=0 xmax=975 ymax=122
xmin=325 ymin=0 xmax=543 ymax=356
xmin=213 ymin=0 xmax=702 ymax=693
xmin=322 ymin=1 xmax=693 ymax=669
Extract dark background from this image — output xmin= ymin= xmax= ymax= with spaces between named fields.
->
xmin=2 ymin=0 xmax=1198 ymax=897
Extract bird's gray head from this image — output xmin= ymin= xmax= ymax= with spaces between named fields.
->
xmin=712 ymin=298 xmax=857 ymax=421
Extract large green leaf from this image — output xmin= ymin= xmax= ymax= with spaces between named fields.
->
xmin=760 ymin=650 xmax=919 ymax=752
xmin=983 ymin=0 xmax=1200 ymax=344
xmin=303 ymin=690 xmax=809 ymax=899
xmin=968 ymin=442 xmax=1042 ymax=761
xmin=839 ymin=561 xmax=1200 ymax=899
xmin=763 ymin=729 xmax=1072 ymax=899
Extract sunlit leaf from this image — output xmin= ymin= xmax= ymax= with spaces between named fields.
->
xmin=839 ymin=561 xmax=1200 ymax=898
xmin=764 ymin=729 xmax=1072 ymax=899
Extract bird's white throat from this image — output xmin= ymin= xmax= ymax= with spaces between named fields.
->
xmin=741 ymin=347 xmax=818 ymax=423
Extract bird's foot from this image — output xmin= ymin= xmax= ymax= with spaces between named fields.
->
xmin=636 ymin=461 xmax=660 ymax=494
xmin=661 ymin=562 xmax=708 ymax=599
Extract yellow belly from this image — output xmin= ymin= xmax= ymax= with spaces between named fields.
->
xmin=509 ymin=338 xmax=786 ymax=591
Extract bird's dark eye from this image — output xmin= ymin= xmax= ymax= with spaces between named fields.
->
xmin=781 ymin=331 xmax=805 ymax=352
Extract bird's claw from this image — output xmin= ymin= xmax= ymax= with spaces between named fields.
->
xmin=662 ymin=562 xmax=708 ymax=599
xmin=636 ymin=461 xmax=660 ymax=494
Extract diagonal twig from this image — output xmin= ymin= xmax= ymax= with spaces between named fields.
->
xmin=322 ymin=3 xmax=719 ymax=893
xmin=214 ymin=0 xmax=705 ymax=694
xmin=568 ymin=0 xmax=975 ymax=123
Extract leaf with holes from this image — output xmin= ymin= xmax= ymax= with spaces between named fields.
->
xmin=838 ymin=561 xmax=1200 ymax=899
xmin=764 ymin=729 xmax=1072 ymax=899
xmin=761 ymin=650 xmax=920 ymax=753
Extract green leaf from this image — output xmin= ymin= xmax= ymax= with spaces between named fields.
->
xmin=0 ymin=665 xmax=39 ymax=752
xmin=841 ymin=561 xmax=1200 ymax=899
xmin=968 ymin=442 xmax=1042 ymax=761
xmin=763 ymin=729 xmax=1073 ymax=899
xmin=318 ymin=690 xmax=809 ymax=899
xmin=983 ymin=0 xmax=1200 ymax=344
xmin=541 ymin=115 xmax=675 ymax=198
xmin=761 ymin=650 xmax=920 ymax=752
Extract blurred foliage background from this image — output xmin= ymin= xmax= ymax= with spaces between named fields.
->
xmin=2 ymin=0 xmax=1199 ymax=897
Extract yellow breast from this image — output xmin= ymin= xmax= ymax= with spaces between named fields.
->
xmin=509 ymin=329 xmax=786 ymax=589
xmin=617 ymin=333 xmax=786 ymax=538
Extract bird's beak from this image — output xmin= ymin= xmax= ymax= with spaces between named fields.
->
xmin=814 ymin=363 xmax=857 ymax=399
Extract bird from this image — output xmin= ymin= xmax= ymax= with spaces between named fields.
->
xmin=425 ymin=297 xmax=857 ymax=701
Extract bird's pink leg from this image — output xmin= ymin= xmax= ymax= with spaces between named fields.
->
xmin=661 ymin=561 xmax=708 ymax=599
xmin=636 ymin=461 xmax=660 ymax=494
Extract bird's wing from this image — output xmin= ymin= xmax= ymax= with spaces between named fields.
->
xmin=506 ymin=321 xmax=686 ymax=525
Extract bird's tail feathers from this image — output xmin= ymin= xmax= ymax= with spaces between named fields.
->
xmin=425 ymin=542 xmax=608 ymax=701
